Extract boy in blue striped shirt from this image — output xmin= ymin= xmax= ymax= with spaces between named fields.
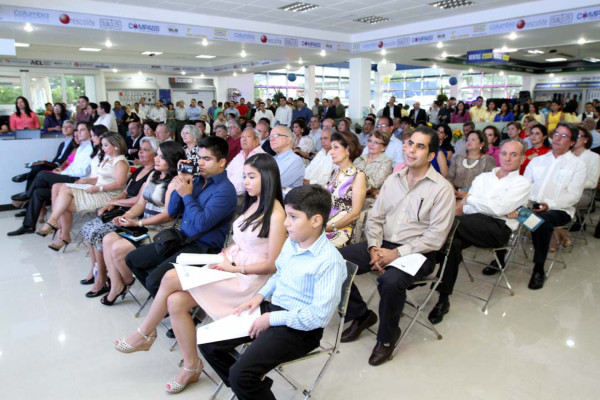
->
xmin=200 ymin=185 xmax=347 ymax=400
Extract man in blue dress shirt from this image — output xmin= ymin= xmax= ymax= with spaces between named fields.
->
xmin=125 ymin=136 xmax=237 ymax=296
xmin=291 ymin=97 xmax=313 ymax=125
xmin=200 ymin=185 xmax=347 ymax=400
xmin=270 ymin=125 xmax=305 ymax=191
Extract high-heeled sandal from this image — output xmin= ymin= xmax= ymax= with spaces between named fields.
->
xmin=35 ymin=221 xmax=58 ymax=237
xmin=80 ymin=277 xmax=95 ymax=285
xmin=48 ymin=239 xmax=71 ymax=253
xmin=85 ymin=279 xmax=110 ymax=298
xmin=100 ymin=278 xmax=135 ymax=306
xmin=165 ymin=358 xmax=204 ymax=394
xmin=114 ymin=328 xmax=157 ymax=353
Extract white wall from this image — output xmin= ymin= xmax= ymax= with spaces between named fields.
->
xmin=215 ymin=74 xmax=254 ymax=104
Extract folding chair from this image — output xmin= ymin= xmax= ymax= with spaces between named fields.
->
xmin=545 ymin=221 xmax=573 ymax=278
xmin=570 ymin=188 xmax=597 ymax=247
xmin=456 ymin=224 xmax=524 ymax=312
xmin=209 ymin=261 xmax=359 ymax=400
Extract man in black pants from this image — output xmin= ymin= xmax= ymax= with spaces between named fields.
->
xmin=126 ymin=136 xmax=236 ymax=297
xmin=7 ymin=122 xmax=94 ymax=236
xmin=428 ymin=141 xmax=531 ymax=324
xmin=523 ymin=122 xmax=586 ymax=289
xmin=339 ymin=127 xmax=455 ymax=366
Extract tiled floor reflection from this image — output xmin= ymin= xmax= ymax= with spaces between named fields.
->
xmin=1 ymin=210 xmax=599 ymax=399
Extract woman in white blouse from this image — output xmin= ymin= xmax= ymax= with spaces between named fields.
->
xmin=291 ymin=118 xmax=314 ymax=165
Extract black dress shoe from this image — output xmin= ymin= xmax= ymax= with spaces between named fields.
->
xmin=85 ymin=285 xmax=110 ymax=298
xmin=80 ymin=277 xmax=95 ymax=285
xmin=428 ymin=301 xmax=450 ymax=325
xmin=368 ymin=328 xmax=401 ymax=366
xmin=166 ymin=328 xmax=175 ymax=339
xmin=528 ymin=271 xmax=545 ymax=290
xmin=12 ymin=173 xmax=29 ymax=183
xmin=15 ymin=210 xmax=26 ymax=218
xmin=482 ymin=264 xmax=500 ymax=276
xmin=594 ymin=222 xmax=600 ymax=239
xmin=11 ymin=192 xmax=29 ymax=202
xmin=7 ymin=226 xmax=35 ymax=236
xmin=341 ymin=310 xmax=377 ymax=343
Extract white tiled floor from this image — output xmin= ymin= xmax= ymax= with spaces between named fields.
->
xmin=1 ymin=210 xmax=599 ymax=399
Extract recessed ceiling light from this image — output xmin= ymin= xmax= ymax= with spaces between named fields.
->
xmin=320 ymin=49 xmax=326 ymax=57
xmin=354 ymin=16 xmax=390 ymax=24
xmin=441 ymin=51 xmax=448 ymax=58
xmin=298 ymin=57 xmax=303 ymax=64
xmin=279 ymin=2 xmax=320 ymax=12
xmin=499 ymin=71 xmax=505 ymax=76
xmin=200 ymin=73 xmax=205 ymax=78
xmin=23 ymin=23 xmax=33 ymax=32
xmin=546 ymin=57 xmax=567 ymax=62
xmin=79 ymin=47 xmax=102 ymax=52
xmin=583 ymin=57 xmax=600 ymax=63
xmin=495 ymin=46 xmax=518 ymax=53
xmin=14 ymin=42 xmax=30 ymax=47
xmin=141 ymin=51 xmax=162 ymax=56
xmin=112 ymin=68 xmax=118 ymax=73
xmin=508 ymin=32 xmax=518 ymax=40
xmin=432 ymin=63 xmax=437 ymax=68
xmin=468 ymin=68 xmax=474 ymax=73
xmin=240 ymin=50 xmax=247 ymax=57
xmin=286 ymin=64 xmax=291 ymax=70
xmin=201 ymin=38 xmax=208 ymax=46
xmin=233 ymin=71 xmax=237 ymax=76
xmin=181 ymin=70 xmax=186 ymax=75
xmin=242 ymin=68 xmax=247 ymax=72
xmin=527 ymin=49 xmax=544 ymax=54
xmin=195 ymin=55 xmax=216 ymax=59
xmin=429 ymin=0 xmax=473 ymax=10
xmin=381 ymin=49 xmax=387 ymax=55
xmin=436 ymin=42 xmax=444 ymax=49
xmin=105 ymin=39 xmax=113 ymax=48
xmin=578 ymin=37 xmax=586 ymax=45
xmin=138 ymin=71 xmax=142 ymax=75
xmin=549 ymin=73 xmax=555 ymax=77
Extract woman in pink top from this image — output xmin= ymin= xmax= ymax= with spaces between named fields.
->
xmin=9 ymin=96 xmax=40 ymax=131
xmin=450 ymin=101 xmax=472 ymax=124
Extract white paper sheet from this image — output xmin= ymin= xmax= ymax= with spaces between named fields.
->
xmin=66 ymin=183 xmax=93 ymax=190
xmin=196 ymin=307 xmax=261 ymax=345
xmin=173 ymin=263 xmax=236 ymax=291
xmin=387 ymin=253 xmax=427 ymax=277
xmin=176 ymin=253 xmax=225 ymax=265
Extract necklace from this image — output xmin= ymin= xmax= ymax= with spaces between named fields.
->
xmin=463 ymin=157 xmax=480 ymax=169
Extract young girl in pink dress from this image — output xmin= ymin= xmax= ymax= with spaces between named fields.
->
xmin=113 ymin=153 xmax=286 ymax=394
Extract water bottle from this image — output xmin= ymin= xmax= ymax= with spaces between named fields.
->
xmin=93 ymin=263 xmax=98 ymax=279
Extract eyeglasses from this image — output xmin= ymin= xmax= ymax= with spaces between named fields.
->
xmin=367 ymin=139 xmax=385 ymax=146
xmin=375 ymin=124 xmax=388 ymax=128
xmin=270 ymin=133 xmax=290 ymax=139
xmin=553 ymin=132 xmax=569 ymax=138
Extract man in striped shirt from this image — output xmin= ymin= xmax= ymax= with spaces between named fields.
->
xmin=200 ymin=185 xmax=347 ymax=400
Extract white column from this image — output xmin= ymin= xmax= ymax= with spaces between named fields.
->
xmin=304 ymin=65 xmax=315 ymax=106
xmin=348 ymin=57 xmax=371 ymax=120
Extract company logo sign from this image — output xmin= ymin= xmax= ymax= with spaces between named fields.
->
xmin=100 ymin=18 xmax=122 ymax=30
xmin=411 ymin=34 xmax=434 ymax=43
xmin=233 ymin=32 xmax=255 ymax=42
xmin=517 ymin=17 xmax=547 ymax=29
xmin=284 ymin=38 xmax=298 ymax=47
xmin=59 ymin=14 xmax=95 ymax=27
xmin=301 ymin=40 xmax=321 ymax=48
xmin=488 ymin=21 xmax=516 ymax=32
xmin=473 ymin=24 xmax=486 ymax=33
xmin=549 ymin=13 xmax=573 ymax=26
xmin=577 ymin=10 xmax=600 ymax=20
xmin=13 ymin=9 xmax=49 ymax=21
xmin=128 ymin=22 xmax=160 ymax=32
xmin=396 ymin=37 xmax=410 ymax=47
xmin=214 ymin=29 xmax=227 ymax=37
xmin=167 ymin=26 xmax=179 ymax=34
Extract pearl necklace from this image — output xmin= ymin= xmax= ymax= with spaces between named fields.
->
xmin=462 ymin=157 xmax=481 ymax=169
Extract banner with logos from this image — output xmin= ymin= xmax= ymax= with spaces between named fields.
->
xmin=466 ymin=49 xmax=510 ymax=64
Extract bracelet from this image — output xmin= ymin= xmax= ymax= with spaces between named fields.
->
xmin=331 ymin=223 xmax=338 ymax=233
xmin=240 ymin=265 xmax=246 ymax=275
xmin=99 ymin=186 xmax=104 ymax=192
xmin=138 ymin=220 xmax=143 ymax=227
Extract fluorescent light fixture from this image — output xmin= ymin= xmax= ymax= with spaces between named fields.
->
xmin=201 ymin=38 xmax=208 ymax=46
xmin=546 ymin=57 xmax=567 ymax=62
xmin=240 ymin=50 xmax=247 ymax=57
xmin=494 ymin=47 xmax=518 ymax=53
xmin=354 ymin=16 xmax=390 ymax=24
xmin=578 ymin=37 xmax=586 ymax=45
xmin=436 ymin=42 xmax=443 ymax=48
xmin=429 ymin=0 xmax=473 ymax=10
xmin=105 ymin=39 xmax=113 ymax=48
xmin=279 ymin=2 xmax=320 ymax=12
xmin=527 ymin=49 xmax=544 ymax=54
xmin=79 ymin=47 xmax=101 ymax=52
xmin=141 ymin=51 xmax=162 ymax=55
xmin=195 ymin=55 xmax=216 ymax=59
xmin=508 ymin=32 xmax=518 ymax=40
xmin=24 ymin=23 xmax=33 ymax=32
xmin=14 ymin=42 xmax=30 ymax=47
xmin=583 ymin=57 xmax=600 ymax=63
xmin=112 ymin=68 xmax=118 ymax=73
xmin=320 ymin=49 xmax=326 ymax=57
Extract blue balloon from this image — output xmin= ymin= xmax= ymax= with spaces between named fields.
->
xmin=287 ymin=73 xmax=297 ymax=82
xmin=449 ymin=76 xmax=458 ymax=86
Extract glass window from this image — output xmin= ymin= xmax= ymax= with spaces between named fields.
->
xmin=462 ymin=73 xmax=481 ymax=87
xmin=65 ymin=75 xmax=88 ymax=104
xmin=269 ymin=74 xmax=288 ymax=87
xmin=254 ymin=73 xmax=267 ymax=86
xmin=0 ymin=76 xmax=22 ymax=110
xmin=507 ymin=75 xmax=522 ymax=85
xmin=405 ymin=69 xmax=422 ymax=77
xmin=405 ymin=78 xmax=421 ymax=90
xmin=422 ymin=77 xmax=440 ymax=90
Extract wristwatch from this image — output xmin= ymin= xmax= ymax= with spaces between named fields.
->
xmin=331 ymin=223 xmax=338 ymax=233
xmin=241 ymin=265 xmax=246 ymax=275
xmin=397 ymin=248 xmax=402 ymax=257
xmin=99 ymin=186 xmax=104 ymax=192
xmin=138 ymin=220 xmax=143 ymax=227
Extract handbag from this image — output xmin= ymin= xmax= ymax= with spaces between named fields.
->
xmin=100 ymin=207 xmax=127 ymax=223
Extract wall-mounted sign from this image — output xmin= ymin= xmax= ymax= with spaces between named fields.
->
xmin=466 ymin=49 xmax=510 ymax=64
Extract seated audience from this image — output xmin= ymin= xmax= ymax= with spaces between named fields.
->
xmin=325 ymin=132 xmax=367 ymax=248
xmin=502 ymin=121 xmax=529 ymax=150
xmin=270 ymin=125 xmax=305 ymax=190
xmin=308 ymin=115 xmax=322 ymax=151
xmin=115 ymin=153 xmax=286 ymax=394
xmin=304 ymin=128 xmax=334 ymax=187
xmin=429 ymin=141 xmax=531 ymax=324
xmin=451 ymin=101 xmax=471 ymax=123
xmin=35 ymin=132 xmax=129 ymax=251
xmin=98 ymin=141 xmax=185 ymax=302
xmin=9 ymin=96 xmax=40 ymax=131
xmin=291 ymin=97 xmax=313 ymax=124
xmin=447 ymin=130 xmax=496 ymax=198
xmin=581 ymin=117 xmax=600 ymax=152
xmin=95 ymin=101 xmax=118 ymax=132
xmin=486 ymin=100 xmax=499 ymax=122
xmin=451 ymin=121 xmax=474 ymax=161
xmin=42 ymin=103 xmax=67 ymax=134
xmin=227 ymin=128 xmax=265 ymax=195
xmin=124 ymin=136 xmax=237 ymax=298
xmin=357 ymin=117 xmax=375 ymax=148
xmin=373 ymin=116 xmax=404 ymax=167
xmin=125 ymin=122 xmax=143 ymax=161
xmin=7 ymin=121 xmax=95 ymax=236
xmin=469 ymin=96 xmax=487 ymax=122
xmin=437 ymin=124 xmax=454 ymax=161
xmin=483 ymin=125 xmax=501 ymax=166
xmin=339 ymin=127 xmax=454 ymax=366
xmin=200 ymin=184 xmax=346 ymax=398
xmin=123 ymin=104 xmax=140 ymax=125
xmin=523 ymin=122 xmax=586 ymax=289
xmin=353 ymin=131 xmax=393 ymax=196
xmin=546 ymin=101 xmax=564 ymax=134
xmin=181 ymin=124 xmax=202 ymax=165
xmin=156 ymin=123 xmax=173 ymax=142
xmin=523 ymin=103 xmax=545 ymax=125
xmin=226 ymin=120 xmax=243 ymax=162
xmin=214 ymin=124 xmax=227 ymax=140
xmin=494 ymin=101 xmax=514 ymax=122
xmin=78 ymin=137 xmax=159 ymax=287
xmin=256 ymin=121 xmax=275 ymax=156
xmin=143 ymin=120 xmax=157 ymax=137
xmin=253 ymin=101 xmax=274 ymax=125
xmin=291 ymin=119 xmax=314 ymax=165
xmin=520 ymin=124 xmax=551 ymax=174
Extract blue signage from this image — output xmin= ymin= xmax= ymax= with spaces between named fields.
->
xmin=466 ymin=49 xmax=510 ymax=64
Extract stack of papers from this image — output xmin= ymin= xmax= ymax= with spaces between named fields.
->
xmin=387 ymin=253 xmax=427 ymax=276
xmin=66 ymin=183 xmax=93 ymax=190
xmin=173 ymin=263 xmax=236 ymax=291
xmin=196 ymin=308 xmax=261 ymax=345
xmin=176 ymin=253 xmax=225 ymax=265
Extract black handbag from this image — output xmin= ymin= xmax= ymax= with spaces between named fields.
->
xmin=100 ymin=207 xmax=127 ymax=223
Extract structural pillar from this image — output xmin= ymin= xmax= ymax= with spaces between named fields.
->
xmin=348 ymin=57 xmax=371 ymax=120
xmin=304 ymin=65 xmax=316 ymax=106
